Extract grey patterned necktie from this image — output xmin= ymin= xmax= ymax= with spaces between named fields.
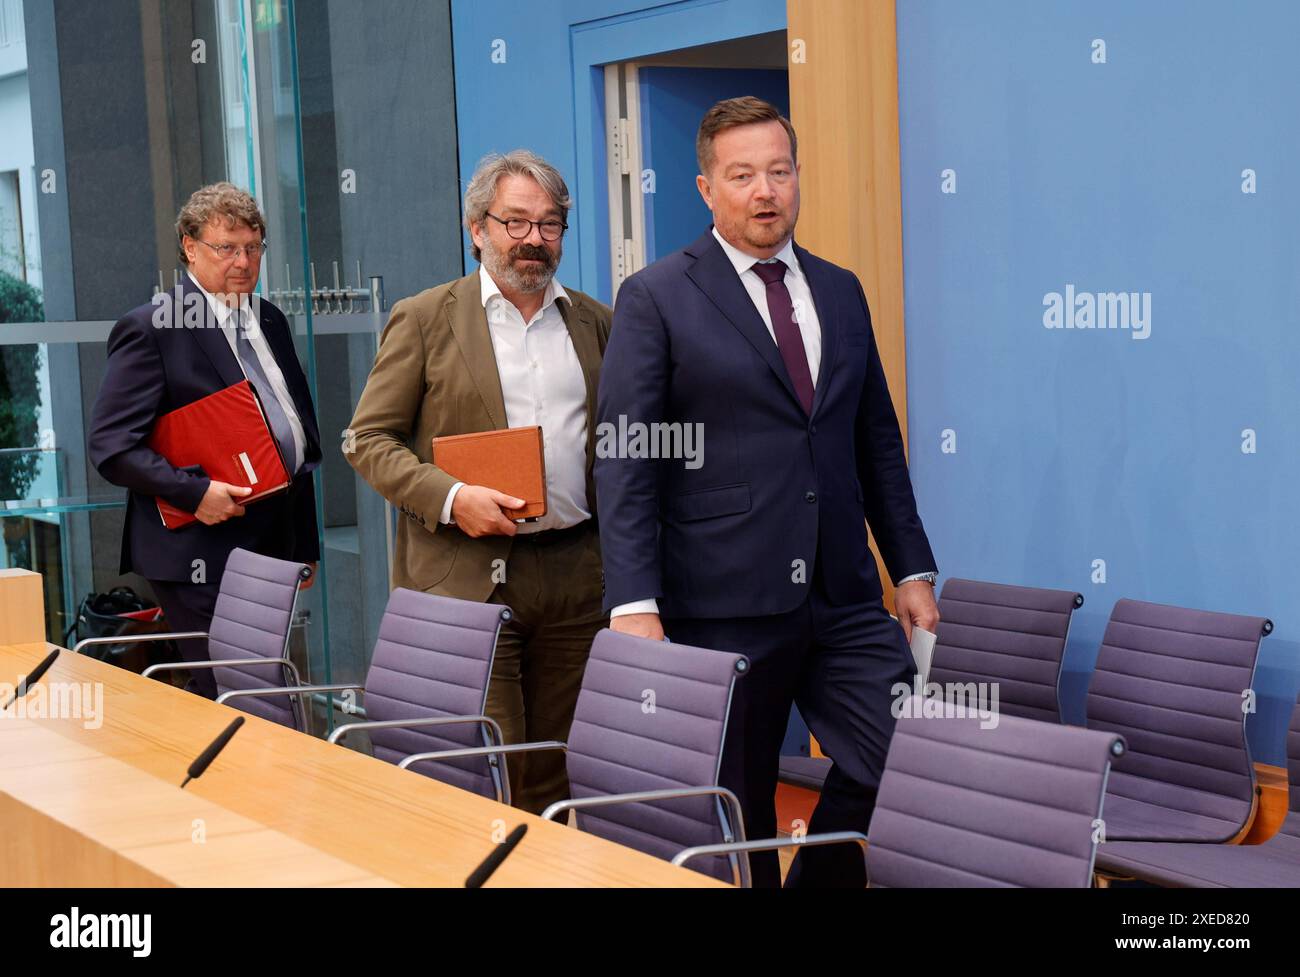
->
xmin=232 ymin=307 xmax=298 ymax=474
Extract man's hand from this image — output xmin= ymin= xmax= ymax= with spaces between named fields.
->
xmin=451 ymin=484 xmax=525 ymax=538
xmin=611 ymin=612 xmax=665 ymax=641
xmin=299 ymin=562 xmax=318 ymax=590
xmin=195 ymin=481 xmax=252 ymax=525
xmin=894 ymin=579 xmax=939 ymax=643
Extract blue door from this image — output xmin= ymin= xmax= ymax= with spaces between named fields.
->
xmin=638 ymin=67 xmax=789 ymax=263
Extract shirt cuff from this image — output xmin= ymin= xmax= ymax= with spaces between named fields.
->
xmin=611 ymin=599 xmax=660 ymax=618
xmin=439 ymin=482 xmax=465 ymax=525
xmin=897 ymin=572 xmax=938 ymax=585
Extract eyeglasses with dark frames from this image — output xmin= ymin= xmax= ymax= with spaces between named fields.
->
xmin=484 ymin=212 xmax=567 ymax=242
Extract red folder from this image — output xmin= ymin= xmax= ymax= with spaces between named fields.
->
xmin=148 ymin=380 xmax=290 ymax=530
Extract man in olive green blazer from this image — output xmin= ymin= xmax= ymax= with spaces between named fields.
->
xmin=346 ymin=151 xmax=611 ymax=814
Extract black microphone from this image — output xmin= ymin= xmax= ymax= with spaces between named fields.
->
xmin=181 ymin=716 xmax=245 ymax=788
xmin=2 ymin=649 xmax=59 ymax=710
xmin=465 ymin=823 xmax=528 ymax=888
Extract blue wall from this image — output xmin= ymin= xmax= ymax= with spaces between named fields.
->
xmin=451 ymin=0 xmax=1300 ymax=764
xmin=897 ymin=0 xmax=1300 ymax=762
xmin=449 ymin=0 xmax=786 ymax=303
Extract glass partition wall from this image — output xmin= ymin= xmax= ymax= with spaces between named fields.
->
xmin=1 ymin=0 xmax=463 ymax=729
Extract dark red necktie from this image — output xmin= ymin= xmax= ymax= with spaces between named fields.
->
xmin=751 ymin=259 xmax=814 ymax=414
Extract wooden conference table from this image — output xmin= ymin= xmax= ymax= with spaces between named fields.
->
xmin=0 ymin=642 xmax=725 ymax=888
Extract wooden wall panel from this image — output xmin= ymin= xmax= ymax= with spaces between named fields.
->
xmin=787 ymin=0 xmax=909 ymax=614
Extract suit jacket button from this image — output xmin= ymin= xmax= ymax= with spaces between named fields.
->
xmin=805 ymin=491 xmax=817 ymax=503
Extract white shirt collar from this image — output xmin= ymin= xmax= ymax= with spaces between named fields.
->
xmin=711 ymin=226 xmax=800 ymax=278
xmin=478 ymin=264 xmax=569 ymax=317
xmin=186 ymin=270 xmax=252 ymax=327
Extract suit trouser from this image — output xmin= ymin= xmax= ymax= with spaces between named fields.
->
xmin=148 ymin=579 xmax=222 ymax=700
xmin=484 ymin=521 xmax=606 ymax=816
xmin=662 ymin=562 xmax=915 ymax=888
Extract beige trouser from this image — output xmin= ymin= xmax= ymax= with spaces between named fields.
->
xmin=484 ymin=521 xmax=606 ymax=815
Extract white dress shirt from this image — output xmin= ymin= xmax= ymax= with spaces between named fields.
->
xmin=188 ymin=271 xmax=307 ymax=473
xmin=711 ymin=226 xmax=822 ymax=384
xmin=610 ymin=230 xmax=930 ymax=620
xmin=438 ymin=266 xmax=591 ymax=533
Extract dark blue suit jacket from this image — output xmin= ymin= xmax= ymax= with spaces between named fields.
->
xmin=88 ymin=276 xmax=322 ymax=583
xmin=595 ymin=229 xmax=935 ymax=618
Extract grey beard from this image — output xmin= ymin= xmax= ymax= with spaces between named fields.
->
xmin=481 ymin=236 xmax=557 ymax=294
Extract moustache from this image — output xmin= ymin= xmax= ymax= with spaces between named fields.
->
xmin=510 ymin=245 xmax=555 ymax=264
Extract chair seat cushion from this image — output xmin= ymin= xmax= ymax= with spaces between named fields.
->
xmin=778 ymin=755 xmax=831 ymax=792
xmin=1101 ymin=793 xmax=1248 ymax=842
xmin=1096 ymin=818 xmax=1300 ymax=886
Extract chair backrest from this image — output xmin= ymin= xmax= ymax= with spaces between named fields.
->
xmin=210 ymin=548 xmax=309 ymax=729
xmin=932 ymin=578 xmax=1083 ymax=723
xmin=565 ymin=629 xmax=748 ymax=882
xmin=867 ymin=699 xmax=1124 ymax=887
xmin=1085 ymin=599 xmax=1270 ymax=838
xmin=363 ymin=589 xmax=509 ymax=800
xmin=1282 ymin=694 xmax=1300 ymax=839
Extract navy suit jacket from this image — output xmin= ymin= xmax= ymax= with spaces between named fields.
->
xmin=595 ymin=229 xmax=936 ymax=618
xmin=88 ymin=276 xmax=322 ymax=583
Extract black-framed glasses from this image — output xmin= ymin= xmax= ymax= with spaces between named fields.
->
xmin=485 ymin=212 xmax=567 ymax=242
xmin=195 ymin=239 xmax=268 ymax=262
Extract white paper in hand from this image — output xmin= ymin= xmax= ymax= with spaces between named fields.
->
xmin=909 ymin=626 xmax=937 ymax=684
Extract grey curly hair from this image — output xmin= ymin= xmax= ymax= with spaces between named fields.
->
xmin=175 ymin=182 xmax=267 ymax=266
xmin=463 ymin=150 xmax=571 ymax=261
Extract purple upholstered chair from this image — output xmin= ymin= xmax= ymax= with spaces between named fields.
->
xmin=397 ymin=629 xmax=866 ymax=886
xmin=930 ymin=577 xmax=1083 ymax=724
xmin=1085 ymin=598 xmax=1272 ymax=843
xmin=1094 ymin=694 xmax=1300 ymax=886
xmin=221 ymin=588 xmax=512 ymax=802
xmin=81 ymin=548 xmax=313 ymax=729
xmin=332 ymin=589 xmax=511 ymax=802
xmin=778 ymin=577 xmax=1084 ymax=792
xmin=866 ymin=698 xmax=1126 ymax=887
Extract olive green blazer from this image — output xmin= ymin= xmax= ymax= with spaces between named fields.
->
xmin=346 ymin=271 xmax=612 ymax=598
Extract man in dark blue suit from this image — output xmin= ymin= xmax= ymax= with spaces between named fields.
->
xmin=596 ymin=98 xmax=939 ymax=887
xmin=88 ymin=183 xmax=321 ymax=698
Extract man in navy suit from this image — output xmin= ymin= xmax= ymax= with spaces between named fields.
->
xmin=595 ymin=98 xmax=939 ymax=887
xmin=88 ymin=183 xmax=321 ymax=698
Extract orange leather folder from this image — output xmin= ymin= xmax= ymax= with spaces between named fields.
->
xmin=148 ymin=380 xmax=291 ymax=530
xmin=431 ymin=426 xmax=547 ymax=521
